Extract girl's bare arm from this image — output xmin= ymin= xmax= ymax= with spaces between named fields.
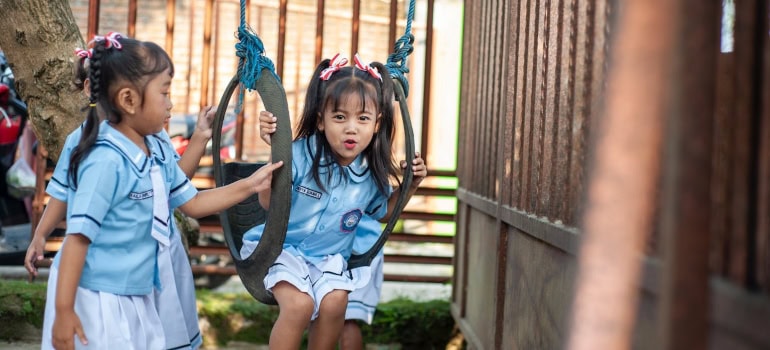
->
xmin=179 ymin=161 xmax=283 ymax=218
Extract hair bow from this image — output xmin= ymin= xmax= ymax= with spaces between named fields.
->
xmin=319 ymin=53 xmax=349 ymax=81
xmin=353 ymin=54 xmax=382 ymax=82
xmin=74 ymin=48 xmax=92 ymax=59
xmin=89 ymin=31 xmax=124 ymax=50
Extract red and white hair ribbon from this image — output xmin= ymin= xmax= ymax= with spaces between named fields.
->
xmin=74 ymin=48 xmax=92 ymax=59
xmin=89 ymin=31 xmax=124 ymax=50
xmin=353 ymin=53 xmax=382 ymax=82
xmin=319 ymin=53 xmax=349 ymax=81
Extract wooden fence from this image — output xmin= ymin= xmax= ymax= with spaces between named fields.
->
xmin=453 ymin=0 xmax=770 ymax=349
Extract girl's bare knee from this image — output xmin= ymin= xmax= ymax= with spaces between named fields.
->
xmin=274 ymin=282 xmax=314 ymax=320
xmin=318 ymin=290 xmax=348 ymax=318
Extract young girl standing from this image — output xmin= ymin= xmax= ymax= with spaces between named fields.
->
xmin=28 ymin=34 xmax=214 ymax=349
xmin=42 ymin=35 xmax=282 ymax=350
xmin=241 ymin=53 xmax=426 ymax=349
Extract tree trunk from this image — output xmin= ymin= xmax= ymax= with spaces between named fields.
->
xmin=0 ymin=0 xmax=86 ymax=162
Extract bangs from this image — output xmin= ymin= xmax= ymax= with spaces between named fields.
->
xmin=325 ymin=78 xmax=377 ymax=113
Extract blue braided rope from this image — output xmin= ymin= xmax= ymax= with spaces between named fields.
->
xmin=385 ymin=0 xmax=416 ymax=97
xmin=235 ymin=0 xmax=278 ymax=112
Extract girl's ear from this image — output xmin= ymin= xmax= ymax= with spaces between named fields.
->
xmin=83 ymin=78 xmax=91 ymax=98
xmin=115 ymin=87 xmax=139 ymax=115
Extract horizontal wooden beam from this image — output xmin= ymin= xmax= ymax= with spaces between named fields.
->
xmin=457 ymin=188 xmax=581 ymax=255
xmin=190 ymin=246 xmax=452 ymax=266
xmin=189 ymin=265 xmax=451 ymax=283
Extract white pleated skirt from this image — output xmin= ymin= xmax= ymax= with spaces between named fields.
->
xmin=264 ymin=249 xmax=372 ymax=320
xmin=42 ymin=264 xmax=166 ymax=350
xmin=345 ymin=252 xmax=384 ymax=324
xmin=154 ymin=226 xmax=202 ymax=349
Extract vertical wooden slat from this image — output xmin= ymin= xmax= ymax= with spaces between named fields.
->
xmin=127 ymin=0 xmax=137 ymax=37
xmin=351 ymin=0 xmax=361 ymax=57
xmin=502 ymin=0 xmax=523 ymax=207
xmin=520 ymin=0 xmax=538 ymax=210
xmin=486 ymin=0 xmax=497 ymax=198
xmin=420 ymin=0 xmax=435 ymax=166
xmin=165 ymin=0 xmax=176 ymax=57
xmin=511 ymin=0 xmax=530 ymax=209
xmin=473 ymin=0 xmax=486 ymax=195
xmin=87 ymin=0 xmax=100 ymax=40
xmin=200 ymin=0 xmax=214 ymax=110
xmin=388 ymin=0 xmax=398 ymax=54
xmin=712 ymin=49 xmax=734 ymax=275
xmin=277 ymin=0 xmax=287 ymax=78
xmin=184 ymin=0 xmax=196 ymax=114
xmin=758 ymin=0 xmax=770 ymax=293
xmin=293 ymin=15 xmax=303 ymax=117
xmin=212 ymin=0 xmax=221 ymax=107
xmin=529 ymin=0 xmax=546 ymax=213
xmin=471 ymin=0 xmax=486 ymax=194
xmin=493 ymin=1 xmax=511 ymax=346
xmin=552 ymin=0 xmax=575 ymax=220
xmin=566 ymin=0 xmax=592 ymax=225
xmin=492 ymin=0 xmax=504 ymax=201
xmin=481 ymin=0 xmax=493 ymax=197
xmin=458 ymin=0 xmax=478 ymax=188
xmin=539 ymin=0 xmax=561 ymax=218
xmin=314 ymin=0 xmax=324 ymax=64
xmin=727 ymin=0 xmax=759 ymax=285
xmin=566 ymin=0 xmax=673 ymax=348
xmin=657 ymin=1 xmax=719 ymax=347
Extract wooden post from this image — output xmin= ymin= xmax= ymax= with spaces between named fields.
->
xmin=566 ymin=0 xmax=677 ymax=348
xmin=657 ymin=1 xmax=719 ymax=348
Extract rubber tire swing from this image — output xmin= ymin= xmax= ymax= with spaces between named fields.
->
xmin=212 ymin=68 xmax=292 ymax=305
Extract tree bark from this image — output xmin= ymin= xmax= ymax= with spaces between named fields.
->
xmin=0 ymin=0 xmax=87 ymax=162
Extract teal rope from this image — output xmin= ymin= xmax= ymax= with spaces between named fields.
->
xmin=235 ymin=0 xmax=279 ymax=112
xmin=385 ymin=0 xmax=416 ymax=97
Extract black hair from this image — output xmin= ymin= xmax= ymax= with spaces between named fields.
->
xmin=295 ymin=58 xmax=399 ymax=195
xmin=68 ymin=37 xmax=174 ymax=188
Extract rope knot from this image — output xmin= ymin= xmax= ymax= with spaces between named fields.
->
xmin=385 ymin=33 xmax=415 ymax=97
xmin=236 ymin=25 xmax=278 ymax=91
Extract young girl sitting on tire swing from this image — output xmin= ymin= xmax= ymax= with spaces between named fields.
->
xmin=240 ymin=53 xmax=427 ymax=349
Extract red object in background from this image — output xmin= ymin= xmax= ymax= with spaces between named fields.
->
xmin=0 ymin=84 xmax=22 ymax=146
xmin=0 ymin=84 xmax=9 ymax=107
xmin=171 ymin=135 xmax=190 ymax=155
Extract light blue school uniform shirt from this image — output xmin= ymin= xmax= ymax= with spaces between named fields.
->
xmin=52 ymin=120 xmax=197 ymax=295
xmin=352 ymin=216 xmax=383 ymax=255
xmin=47 ymin=122 xmax=180 ymax=202
xmin=242 ymin=134 xmax=391 ymax=265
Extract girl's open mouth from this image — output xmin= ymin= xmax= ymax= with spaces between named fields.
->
xmin=344 ymin=140 xmax=356 ymax=150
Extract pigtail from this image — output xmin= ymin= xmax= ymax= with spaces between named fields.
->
xmin=366 ymin=62 xmax=400 ymax=195
xmin=296 ymin=58 xmax=331 ymax=140
xmin=296 ymin=58 xmax=335 ymax=192
xmin=68 ymin=42 xmax=106 ymax=189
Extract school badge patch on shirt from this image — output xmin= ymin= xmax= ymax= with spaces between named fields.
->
xmin=340 ymin=209 xmax=363 ymax=233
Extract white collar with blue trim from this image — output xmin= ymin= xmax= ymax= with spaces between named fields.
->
xmin=94 ymin=120 xmax=175 ymax=176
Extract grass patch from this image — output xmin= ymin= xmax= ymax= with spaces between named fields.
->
xmin=0 ymin=279 xmax=47 ymax=341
